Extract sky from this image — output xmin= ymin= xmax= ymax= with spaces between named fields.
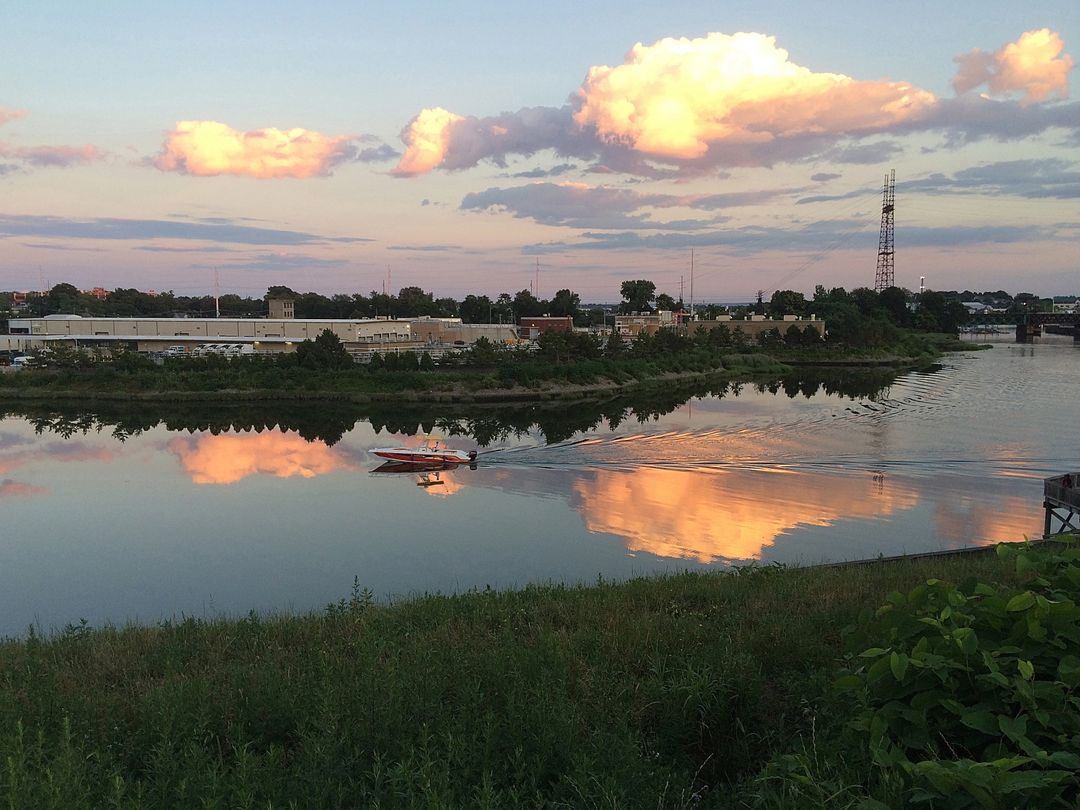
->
xmin=1 ymin=0 xmax=1077 ymax=302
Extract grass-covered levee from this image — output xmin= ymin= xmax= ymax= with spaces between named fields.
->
xmin=2 ymin=538 xmax=1076 ymax=808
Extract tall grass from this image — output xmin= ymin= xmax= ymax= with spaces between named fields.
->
xmin=0 ymin=554 xmax=1018 ymax=808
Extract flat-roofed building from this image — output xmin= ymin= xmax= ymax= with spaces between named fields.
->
xmin=518 ymin=316 xmax=573 ymax=340
xmin=2 ymin=314 xmax=413 ymax=355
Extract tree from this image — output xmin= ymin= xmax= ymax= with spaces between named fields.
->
xmin=878 ymin=286 xmax=910 ymax=326
xmin=656 ymin=293 xmax=677 ymax=311
xmin=46 ymin=283 xmax=82 ymax=314
xmin=769 ymin=290 xmax=807 ymax=317
xmin=605 ymin=329 xmax=626 ymax=356
xmin=295 ymin=329 xmax=352 ymax=370
xmin=512 ymin=289 xmax=543 ymax=319
xmin=459 ymin=294 xmax=492 ymax=324
xmin=619 ymin=280 xmax=656 ymax=314
xmin=548 ymin=288 xmax=580 ymax=319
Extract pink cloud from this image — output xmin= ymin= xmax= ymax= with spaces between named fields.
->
xmin=0 ymin=478 xmax=47 ymax=498
xmin=153 ymin=120 xmax=358 ymax=179
xmin=574 ymin=32 xmax=935 ymax=160
xmin=953 ymin=29 xmax=1073 ymax=105
xmin=393 ymin=107 xmax=466 ymax=176
xmin=0 ymin=143 xmax=105 ymax=167
xmin=391 ymin=30 xmax=1076 ymax=179
xmin=0 ymin=108 xmax=27 ymax=127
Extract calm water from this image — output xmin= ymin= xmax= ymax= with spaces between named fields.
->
xmin=2 ymin=336 xmax=1077 ymax=636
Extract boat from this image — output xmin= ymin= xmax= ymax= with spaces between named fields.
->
xmin=369 ymin=435 xmax=477 ymax=466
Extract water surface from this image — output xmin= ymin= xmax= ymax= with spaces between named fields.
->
xmin=2 ymin=337 xmax=1076 ymax=636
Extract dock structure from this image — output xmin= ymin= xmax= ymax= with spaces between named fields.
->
xmin=1044 ymin=473 xmax=1080 ymax=537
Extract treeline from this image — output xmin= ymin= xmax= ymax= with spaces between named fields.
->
xmin=5 ymin=279 xmax=1002 ymax=335
xmin=3 ymin=283 xmax=595 ymax=325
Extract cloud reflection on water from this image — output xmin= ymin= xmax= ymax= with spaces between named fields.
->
xmin=168 ymin=432 xmax=359 ymax=485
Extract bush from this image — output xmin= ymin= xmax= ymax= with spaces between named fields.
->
xmin=830 ymin=537 xmax=1080 ymax=807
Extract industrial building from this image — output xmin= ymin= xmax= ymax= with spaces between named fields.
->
xmin=0 ymin=307 xmax=529 ymax=361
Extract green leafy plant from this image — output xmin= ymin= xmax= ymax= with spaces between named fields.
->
xmin=834 ymin=537 xmax=1080 ymax=807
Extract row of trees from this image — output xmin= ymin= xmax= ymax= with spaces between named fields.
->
xmin=6 ymin=280 xmax=986 ymax=340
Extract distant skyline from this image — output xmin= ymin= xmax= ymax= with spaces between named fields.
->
xmin=1 ymin=1 xmax=1077 ymax=300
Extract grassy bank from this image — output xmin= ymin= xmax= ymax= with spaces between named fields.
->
xmin=0 ymin=352 xmax=790 ymax=404
xmin=2 ymin=545 xmax=1059 ymax=809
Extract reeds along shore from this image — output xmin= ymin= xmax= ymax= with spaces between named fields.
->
xmin=2 ymin=544 xmax=1060 ymax=809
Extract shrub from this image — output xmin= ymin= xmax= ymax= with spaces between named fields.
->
xmin=832 ymin=537 xmax=1080 ymax=807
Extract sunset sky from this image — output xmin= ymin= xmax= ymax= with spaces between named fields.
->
xmin=2 ymin=1 xmax=1077 ymax=302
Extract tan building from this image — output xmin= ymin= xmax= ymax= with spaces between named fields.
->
xmin=267 ymin=297 xmax=295 ymax=319
xmin=3 ymin=314 xmax=413 ymax=355
xmin=614 ymin=311 xmax=825 ymax=341
xmin=406 ymin=317 xmax=519 ymax=346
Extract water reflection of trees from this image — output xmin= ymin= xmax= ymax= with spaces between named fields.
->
xmin=1 ymin=368 xmax=902 ymax=447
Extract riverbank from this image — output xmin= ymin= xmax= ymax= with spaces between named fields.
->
xmin=0 ymin=344 xmax=951 ymax=405
xmin=0 ymin=545 xmax=1034 ymax=808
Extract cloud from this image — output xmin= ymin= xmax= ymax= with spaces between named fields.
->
xmin=391 ymin=30 xmax=1077 ymax=179
xmin=356 ymin=142 xmax=400 ymax=162
xmin=387 ymin=244 xmax=463 ymax=251
xmin=0 ymin=213 xmax=368 ymax=245
xmin=953 ymin=29 xmax=1073 ymax=105
xmin=393 ymin=32 xmax=935 ymax=176
xmin=817 ymin=141 xmax=903 ymax=165
xmin=509 ymin=162 xmax=577 ymax=178
xmin=0 ymin=143 xmax=105 ymax=167
xmin=0 ymin=108 xmax=27 ymax=127
xmin=0 ymin=108 xmax=106 ymax=169
xmin=0 ymin=479 xmax=47 ymax=498
xmin=523 ymin=220 xmax=1051 ymax=254
xmin=153 ymin=120 xmax=358 ymax=178
xmin=811 ymin=172 xmax=841 ymax=182
xmin=460 ymin=181 xmax=794 ymax=229
xmin=460 ymin=182 xmax=723 ymax=230
xmin=575 ymin=32 xmax=935 ymax=160
xmin=392 ymin=107 xmax=466 ymax=176
xmin=902 ymin=158 xmax=1080 ymax=199
xmin=205 ymin=252 xmax=353 ymax=271
xmin=799 ymin=159 xmax=1080 ymax=204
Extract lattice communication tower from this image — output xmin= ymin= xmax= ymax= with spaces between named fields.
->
xmin=874 ymin=169 xmax=895 ymax=292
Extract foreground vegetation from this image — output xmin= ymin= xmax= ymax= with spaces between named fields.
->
xmin=4 ymin=539 xmax=1077 ymax=808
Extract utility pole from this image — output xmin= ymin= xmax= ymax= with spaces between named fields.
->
xmin=689 ymin=249 xmax=695 ymax=319
xmin=535 ymin=257 xmax=540 ymax=300
xmin=214 ymin=268 xmax=220 ymax=318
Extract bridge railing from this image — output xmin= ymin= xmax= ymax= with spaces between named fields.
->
xmin=1045 ymin=474 xmax=1080 ymax=509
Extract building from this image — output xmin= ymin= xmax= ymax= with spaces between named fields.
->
xmin=613 ymin=310 xmax=683 ymax=337
xmin=1 ymin=313 xmax=522 ymax=360
xmin=268 ymin=297 xmax=295 ymax=319
xmin=614 ymin=311 xmax=825 ymax=341
xmin=689 ymin=315 xmax=825 ymax=341
xmin=1 ymin=314 xmax=413 ymax=356
xmin=406 ymin=317 xmax=519 ymax=347
xmin=518 ymin=316 xmax=573 ymax=341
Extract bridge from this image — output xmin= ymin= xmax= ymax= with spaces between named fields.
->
xmin=1016 ymin=312 xmax=1080 ymax=342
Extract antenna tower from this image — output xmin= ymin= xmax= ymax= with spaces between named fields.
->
xmin=874 ymin=169 xmax=895 ymax=292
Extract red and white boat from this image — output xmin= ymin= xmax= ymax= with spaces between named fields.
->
xmin=370 ymin=435 xmax=477 ymax=466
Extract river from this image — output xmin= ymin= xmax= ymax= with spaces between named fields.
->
xmin=1 ymin=335 xmax=1076 ymax=636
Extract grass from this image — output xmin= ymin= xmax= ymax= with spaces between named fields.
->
xmin=0 ymin=551 xmax=1023 ymax=808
